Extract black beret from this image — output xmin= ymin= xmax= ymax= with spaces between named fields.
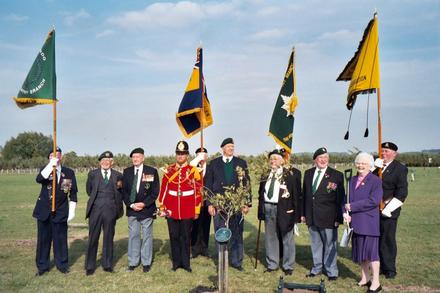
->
xmin=195 ymin=147 xmax=208 ymax=154
xmin=382 ymin=142 xmax=398 ymax=151
xmin=268 ymin=148 xmax=286 ymax=158
xmin=220 ymin=137 xmax=234 ymax=148
xmin=313 ymin=147 xmax=328 ymax=160
xmin=130 ymin=147 xmax=144 ymax=157
xmin=47 ymin=146 xmax=62 ymax=158
xmin=98 ymin=151 xmax=113 ymax=161
xmin=175 ymin=140 xmax=189 ymax=154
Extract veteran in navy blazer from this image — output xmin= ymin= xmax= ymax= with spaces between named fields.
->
xmin=84 ymin=151 xmax=124 ymax=275
xmin=205 ymin=138 xmax=252 ymax=271
xmin=302 ymin=147 xmax=344 ymax=280
xmin=344 ymin=152 xmax=383 ymax=292
xmin=376 ymin=142 xmax=408 ymax=280
xmin=257 ymin=149 xmax=301 ymax=275
xmin=33 ymin=147 xmax=78 ymax=276
xmin=122 ymin=147 xmax=160 ymax=273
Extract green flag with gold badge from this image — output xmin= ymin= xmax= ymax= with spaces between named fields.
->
xmin=13 ymin=29 xmax=57 ymax=109
xmin=268 ymin=48 xmax=298 ymax=153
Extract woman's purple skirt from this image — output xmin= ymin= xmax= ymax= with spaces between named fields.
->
xmin=352 ymin=233 xmax=380 ymax=263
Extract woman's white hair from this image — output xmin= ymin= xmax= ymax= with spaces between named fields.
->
xmin=354 ymin=152 xmax=374 ymax=169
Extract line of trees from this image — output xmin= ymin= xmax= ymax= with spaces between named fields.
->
xmin=1 ymin=132 xmax=439 ymax=170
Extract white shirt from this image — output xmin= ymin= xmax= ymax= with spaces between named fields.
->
xmin=383 ymin=160 xmax=393 ymax=172
xmin=264 ymin=167 xmax=283 ymax=203
xmin=134 ymin=165 xmax=143 ymax=193
xmin=222 ymin=155 xmax=233 ymax=163
xmin=312 ymin=166 xmax=328 ymax=190
xmin=101 ymin=168 xmax=111 ymax=180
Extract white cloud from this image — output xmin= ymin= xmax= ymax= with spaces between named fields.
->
xmin=3 ymin=13 xmax=28 ymax=22
xmin=255 ymin=6 xmax=280 ymax=17
xmin=63 ymin=9 xmax=90 ymax=26
xmin=96 ymin=29 xmax=114 ymax=38
xmin=248 ymin=28 xmax=286 ymax=41
xmin=108 ymin=1 xmax=235 ymax=30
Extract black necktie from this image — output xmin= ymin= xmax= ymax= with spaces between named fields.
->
xmin=130 ymin=169 xmax=139 ymax=203
xmin=104 ymin=170 xmax=109 ymax=184
xmin=267 ymin=172 xmax=277 ymax=200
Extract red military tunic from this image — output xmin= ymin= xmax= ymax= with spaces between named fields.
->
xmin=158 ymin=163 xmax=202 ymax=220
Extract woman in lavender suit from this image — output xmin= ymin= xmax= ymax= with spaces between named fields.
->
xmin=344 ymin=152 xmax=383 ymax=293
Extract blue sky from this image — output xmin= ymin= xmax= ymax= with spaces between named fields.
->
xmin=1 ymin=0 xmax=439 ymax=156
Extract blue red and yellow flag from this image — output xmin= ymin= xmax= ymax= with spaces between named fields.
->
xmin=176 ymin=47 xmax=213 ymax=138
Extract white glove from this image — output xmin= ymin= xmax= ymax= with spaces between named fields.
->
xmin=41 ymin=158 xmax=59 ymax=179
xmin=67 ymin=201 xmax=76 ymax=222
xmin=190 ymin=152 xmax=206 ymax=167
xmin=294 ymin=223 xmax=300 ymax=236
xmin=374 ymin=158 xmax=384 ymax=169
xmin=382 ymin=198 xmax=403 ymax=217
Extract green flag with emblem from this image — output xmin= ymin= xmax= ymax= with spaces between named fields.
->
xmin=13 ymin=29 xmax=57 ymax=109
xmin=268 ymin=48 xmax=298 ymax=153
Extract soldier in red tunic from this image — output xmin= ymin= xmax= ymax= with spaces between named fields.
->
xmin=158 ymin=140 xmax=202 ymax=272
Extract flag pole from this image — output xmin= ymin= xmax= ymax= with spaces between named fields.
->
xmin=51 ymin=101 xmax=57 ymax=212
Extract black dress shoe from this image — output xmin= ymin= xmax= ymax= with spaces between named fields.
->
xmin=127 ymin=266 xmax=136 ymax=271
xmin=367 ymin=285 xmax=382 ymax=292
xmin=58 ymin=268 xmax=69 ymax=274
xmin=306 ymin=272 xmax=319 ymax=278
xmin=284 ymin=269 xmax=293 ymax=276
xmin=86 ymin=269 xmax=95 ymax=276
xmin=231 ymin=265 xmax=244 ymax=272
xmin=103 ymin=268 xmax=113 ymax=273
xmin=143 ymin=265 xmax=151 ymax=273
xmin=35 ymin=269 xmax=49 ymax=276
xmin=264 ymin=268 xmax=277 ymax=273
xmin=328 ymin=276 xmax=338 ymax=281
xmin=183 ymin=267 xmax=192 ymax=273
xmin=385 ymin=272 xmax=396 ymax=279
xmin=358 ymin=280 xmax=372 ymax=287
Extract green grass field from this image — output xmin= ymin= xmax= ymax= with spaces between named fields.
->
xmin=0 ymin=167 xmax=439 ymax=292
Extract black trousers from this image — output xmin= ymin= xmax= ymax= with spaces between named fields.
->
xmin=167 ymin=218 xmax=192 ymax=269
xmin=36 ymin=217 xmax=68 ymax=271
xmin=379 ymin=217 xmax=398 ymax=274
xmin=85 ymin=207 xmax=116 ymax=270
xmin=191 ymin=204 xmax=211 ymax=256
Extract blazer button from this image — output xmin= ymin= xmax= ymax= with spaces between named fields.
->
xmin=312 ymin=197 xmax=315 ymax=200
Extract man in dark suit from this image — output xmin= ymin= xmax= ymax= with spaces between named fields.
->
xmin=205 ymin=138 xmax=252 ymax=271
xmin=301 ymin=147 xmax=344 ymax=281
xmin=257 ymin=149 xmax=301 ymax=275
xmin=33 ymin=146 xmax=78 ymax=276
xmin=84 ymin=151 xmax=124 ymax=275
xmin=122 ymin=147 xmax=160 ymax=273
xmin=377 ymin=142 xmax=408 ymax=279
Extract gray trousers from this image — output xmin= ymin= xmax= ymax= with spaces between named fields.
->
xmin=128 ymin=216 xmax=154 ymax=266
xmin=264 ymin=203 xmax=295 ymax=271
xmin=308 ymin=225 xmax=338 ymax=277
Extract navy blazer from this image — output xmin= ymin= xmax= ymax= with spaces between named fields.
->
xmin=204 ymin=156 xmax=252 ymax=207
xmin=381 ymin=160 xmax=408 ymax=218
xmin=257 ymin=167 xmax=302 ymax=235
xmin=122 ymin=165 xmax=160 ymax=219
xmin=302 ymin=167 xmax=345 ymax=229
xmin=349 ymin=172 xmax=383 ymax=236
xmin=33 ymin=166 xmax=78 ymax=223
xmin=85 ymin=168 xmax=124 ymax=219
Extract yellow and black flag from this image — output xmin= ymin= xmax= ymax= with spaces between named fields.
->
xmin=13 ymin=29 xmax=57 ymax=109
xmin=268 ymin=48 xmax=298 ymax=153
xmin=337 ymin=14 xmax=380 ymax=110
xmin=176 ymin=47 xmax=213 ymax=138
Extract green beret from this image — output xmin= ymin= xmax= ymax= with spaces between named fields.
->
xmin=220 ymin=137 xmax=234 ymax=148
xmin=130 ymin=147 xmax=144 ymax=157
xmin=313 ymin=147 xmax=328 ymax=160
xmin=382 ymin=142 xmax=398 ymax=151
xmin=268 ymin=148 xmax=285 ymax=158
xmin=47 ymin=146 xmax=62 ymax=158
xmin=98 ymin=151 xmax=113 ymax=161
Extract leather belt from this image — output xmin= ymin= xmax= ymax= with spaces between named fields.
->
xmin=169 ymin=190 xmax=194 ymax=196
